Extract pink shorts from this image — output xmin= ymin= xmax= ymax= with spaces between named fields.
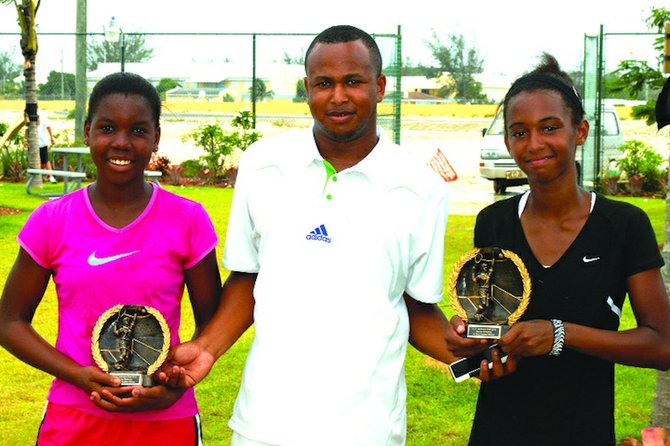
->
xmin=37 ymin=402 xmax=202 ymax=446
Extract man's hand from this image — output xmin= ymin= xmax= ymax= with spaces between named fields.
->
xmin=156 ymin=341 xmax=216 ymax=388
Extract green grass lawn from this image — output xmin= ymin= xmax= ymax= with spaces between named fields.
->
xmin=0 ymin=182 xmax=663 ymax=445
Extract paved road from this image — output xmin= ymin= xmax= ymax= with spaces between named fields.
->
xmin=445 ymin=175 xmax=528 ymax=216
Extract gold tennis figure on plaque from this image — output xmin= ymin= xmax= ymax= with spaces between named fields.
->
xmin=450 ymin=247 xmax=531 ymax=339
xmin=91 ymin=304 xmax=170 ymax=386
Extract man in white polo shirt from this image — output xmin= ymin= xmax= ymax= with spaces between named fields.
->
xmin=162 ymin=25 xmax=457 ymax=446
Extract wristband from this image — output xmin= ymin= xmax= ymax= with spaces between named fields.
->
xmin=549 ymin=319 xmax=565 ymax=356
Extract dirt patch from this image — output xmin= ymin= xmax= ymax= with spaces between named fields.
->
xmin=0 ymin=206 xmax=20 ymax=217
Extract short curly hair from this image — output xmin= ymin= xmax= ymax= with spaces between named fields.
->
xmin=86 ymin=72 xmax=161 ymax=127
xmin=304 ymin=25 xmax=383 ymax=77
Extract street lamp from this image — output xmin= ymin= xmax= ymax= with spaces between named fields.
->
xmin=104 ymin=16 xmax=125 ymax=72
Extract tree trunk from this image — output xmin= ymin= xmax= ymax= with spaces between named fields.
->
xmin=653 ymin=152 xmax=670 ymax=427
xmin=24 ymin=55 xmax=41 ymax=187
xmin=16 ymin=0 xmax=41 ymax=187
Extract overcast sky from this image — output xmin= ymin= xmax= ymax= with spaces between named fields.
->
xmin=0 ymin=0 xmax=664 ymax=80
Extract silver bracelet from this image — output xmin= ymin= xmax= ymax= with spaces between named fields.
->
xmin=549 ymin=319 xmax=565 ymax=356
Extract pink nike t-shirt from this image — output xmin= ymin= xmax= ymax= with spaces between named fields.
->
xmin=18 ymin=183 xmax=218 ymax=421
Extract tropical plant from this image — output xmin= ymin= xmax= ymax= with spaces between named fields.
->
xmin=183 ymin=109 xmax=260 ymax=184
xmin=179 ymin=159 xmax=205 ymax=178
xmin=147 ymin=153 xmax=171 ymax=178
xmin=608 ymin=7 xmax=670 ymax=125
xmin=0 ymin=120 xmax=27 ymax=181
xmin=617 ymin=140 xmax=663 ymax=179
xmin=156 ymin=78 xmax=179 ymax=100
xmin=616 ymin=140 xmax=664 ymax=196
xmin=249 ymin=79 xmax=274 ymax=102
xmin=0 ymin=144 xmax=28 ymax=181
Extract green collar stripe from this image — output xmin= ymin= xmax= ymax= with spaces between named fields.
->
xmin=323 ymin=160 xmax=337 ymax=195
xmin=323 ymin=160 xmax=337 ymax=179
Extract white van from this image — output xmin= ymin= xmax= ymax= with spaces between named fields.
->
xmin=478 ymin=104 xmax=624 ymax=194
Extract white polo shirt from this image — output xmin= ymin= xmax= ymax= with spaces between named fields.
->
xmin=224 ymin=127 xmax=449 ymax=446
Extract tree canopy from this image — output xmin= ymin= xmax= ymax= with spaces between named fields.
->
xmin=0 ymin=50 xmax=22 ymax=94
xmin=426 ymin=32 xmax=486 ymax=102
xmin=38 ymin=70 xmax=75 ymax=99
xmin=608 ymin=6 xmax=669 ymax=125
xmin=87 ymin=34 xmax=155 ymax=70
xmin=401 ymin=59 xmax=441 ymax=78
xmin=293 ymin=79 xmax=306 ymax=103
xmin=283 ymin=51 xmax=304 ymax=65
xmin=156 ymin=77 xmax=179 ymax=100
xmin=249 ymin=79 xmax=274 ymax=101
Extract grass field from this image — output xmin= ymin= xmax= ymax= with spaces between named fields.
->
xmin=0 ymin=181 xmax=664 ymax=445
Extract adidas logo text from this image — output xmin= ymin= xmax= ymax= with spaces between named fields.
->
xmin=306 ymin=224 xmax=332 ymax=243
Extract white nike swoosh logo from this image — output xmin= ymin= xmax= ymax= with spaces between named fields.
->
xmin=88 ymin=250 xmax=140 ymax=266
xmin=583 ymin=256 xmax=600 ymax=263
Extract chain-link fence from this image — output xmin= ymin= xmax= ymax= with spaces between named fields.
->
xmin=0 ymin=29 xmax=402 ymax=142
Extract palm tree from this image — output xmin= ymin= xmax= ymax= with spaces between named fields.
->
xmin=2 ymin=0 xmax=41 ymax=186
xmin=249 ymin=79 xmax=274 ymax=102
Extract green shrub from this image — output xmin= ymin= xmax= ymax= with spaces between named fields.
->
xmin=179 ymin=159 xmax=204 ymax=178
xmin=51 ymin=128 xmax=75 ymax=147
xmin=616 ymin=140 xmax=665 ymax=193
xmin=0 ymin=145 xmax=27 ymax=181
xmin=0 ymin=121 xmax=27 ymax=181
xmin=182 ymin=109 xmax=260 ymax=184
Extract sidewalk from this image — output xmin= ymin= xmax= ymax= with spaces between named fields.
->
xmin=446 ymin=177 xmax=527 ymax=215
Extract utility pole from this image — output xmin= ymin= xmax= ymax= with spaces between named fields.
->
xmin=74 ymin=0 xmax=87 ymax=144
xmin=60 ymin=49 xmax=64 ymax=99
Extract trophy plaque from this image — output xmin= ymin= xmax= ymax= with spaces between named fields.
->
xmin=450 ymin=247 xmax=531 ymax=339
xmin=92 ymin=304 xmax=170 ymax=386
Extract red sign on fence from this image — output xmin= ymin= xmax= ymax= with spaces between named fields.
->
xmin=427 ymin=148 xmax=458 ymax=182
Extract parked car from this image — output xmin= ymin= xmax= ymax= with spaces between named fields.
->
xmin=478 ymin=104 xmax=624 ymax=194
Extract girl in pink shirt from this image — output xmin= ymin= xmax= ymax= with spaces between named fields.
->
xmin=0 ymin=72 xmax=221 ymax=445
